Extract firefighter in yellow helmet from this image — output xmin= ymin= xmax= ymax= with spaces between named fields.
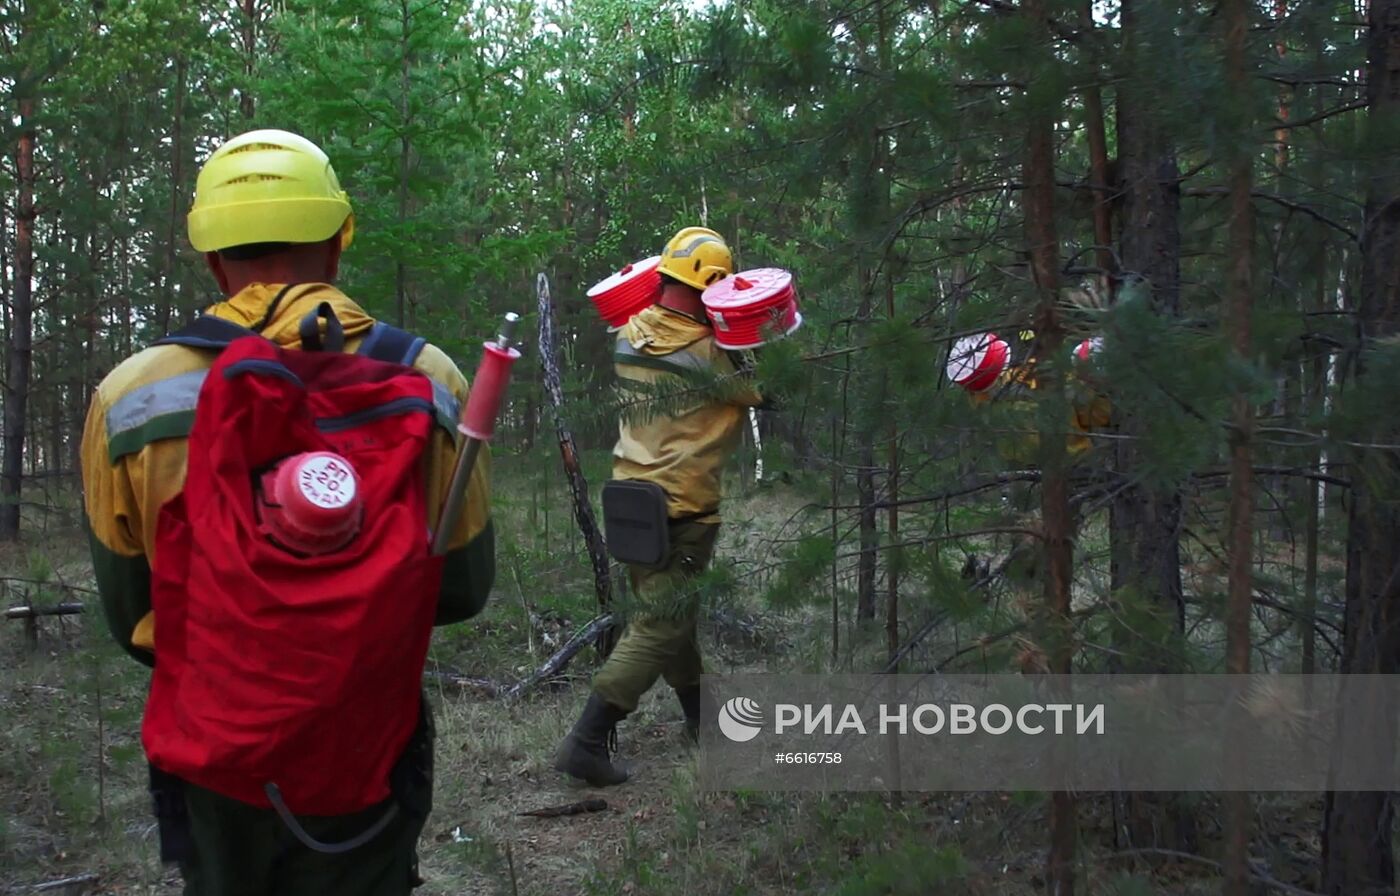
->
xmin=553 ymin=226 xmax=763 ymax=786
xmin=80 ymin=129 xmax=494 ymax=895
xmin=657 ymin=226 xmax=733 ymax=290
xmin=962 ymin=328 xmax=1111 ymax=462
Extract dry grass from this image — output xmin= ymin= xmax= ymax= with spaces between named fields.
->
xmin=0 ymin=462 xmax=1330 ymax=895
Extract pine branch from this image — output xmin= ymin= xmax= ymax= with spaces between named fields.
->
xmin=1182 ymin=186 xmax=1357 ymax=240
xmin=1271 ymin=99 xmax=1368 ymax=130
xmin=611 ymin=366 xmax=759 ymax=428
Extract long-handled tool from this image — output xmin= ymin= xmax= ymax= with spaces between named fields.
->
xmin=431 ymin=312 xmax=521 ymax=556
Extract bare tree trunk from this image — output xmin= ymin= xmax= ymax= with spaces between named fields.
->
xmin=160 ymin=56 xmax=186 ymax=336
xmin=1221 ymin=0 xmax=1255 ymax=891
xmin=396 ymin=0 xmax=412 ymax=328
xmin=855 ymin=441 xmax=877 ymax=622
xmin=538 ymin=274 xmax=616 ymax=657
xmin=831 ymin=417 xmax=841 ymax=667
xmin=2 ymin=96 xmax=37 ymax=541
xmin=1322 ymin=2 xmax=1400 ymax=890
xmin=886 ymin=288 xmax=899 ymax=662
xmin=1109 ymin=0 xmax=1199 ymax=856
xmin=239 ymin=0 xmax=256 ymax=120
xmin=1080 ymin=0 xmax=1115 ymax=287
xmin=1022 ymin=0 xmax=1074 ymax=889
xmin=1302 ymin=246 xmax=1326 ymax=675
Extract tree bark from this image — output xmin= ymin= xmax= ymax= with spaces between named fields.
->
xmin=396 ymin=0 xmax=412 ymax=328
xmin=1221 ymin=0 xmax=1255 ymax=891
xmin=1080 ymin=1 xmax=1115 ymax=286
xmin=1023 ymin=0 xmax=1074 ymax=890
xmin=1112 ymin=0 xmax=1197 ymax=855
xmin=855 ymin=441 xmax=878 ymax=622
xmin=537 ymin=274 xmax=616 ymax=657
xmin=159 ymin=55 xmax=186 ymax=337
xmin=1322 ymin=1 xmax=1400 ymax=891
xmin=239 ymin=0 xmax=256 ymax=120
xmin=1 ymin=95 xmax=37 ymax=541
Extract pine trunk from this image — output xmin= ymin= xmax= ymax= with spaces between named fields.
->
xmin=1322 ymin=1 xmax=1400 ymax=890
xmin=1112 ymin=0 xmax=1197 ymax=854
xmin=1022 ymin=0 xmax=1074 ymax=890
xmin=1221 ymin=0 xmax=1255 ymax=890
xmin=855 ymin=441 xmax=878 ymax=622
xmin=1 ymin=96 xmax=37 ymax=541
xmin=240 ymin=0 xmax=256 ymax=120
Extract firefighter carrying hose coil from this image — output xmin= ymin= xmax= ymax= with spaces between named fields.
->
xmin=556 ymin=226 xmax=768 ymax=787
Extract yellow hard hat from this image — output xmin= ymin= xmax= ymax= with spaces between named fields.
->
xmin=657 ymin=226 xmax=733 ymax=290
xmin=187 ymin=129 xmax=354 ymax=253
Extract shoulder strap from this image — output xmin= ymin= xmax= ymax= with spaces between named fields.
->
xmin=153 ymin=284 xmax=308 ymax=351
xmin=153 ymin=315 xmax=259 ymax=351
xmin=356 ymin=322 xmax=427 ymax=367
xmin=298 ymin=302 xmax=346 ymax=352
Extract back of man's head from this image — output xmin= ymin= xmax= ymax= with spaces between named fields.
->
xmin=188 ymin=130 xmax=355 ymax=295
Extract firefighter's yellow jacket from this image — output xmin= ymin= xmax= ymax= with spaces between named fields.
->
xmin=80 ymin=282 xmax=495 ymax=666
xmin=612 ymin=305 xmax=763 ymax=521
xmin=970 ymin=360 xmax=1112 ymax=459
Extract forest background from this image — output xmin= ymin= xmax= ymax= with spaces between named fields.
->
xmin=3 ymin=0 xmax=1399 ymax=894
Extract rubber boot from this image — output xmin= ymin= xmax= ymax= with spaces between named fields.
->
xmin=676 ymin=684 xmax=701 ymax=744
xmin=554 ymin=694 xmax=630 ymax=786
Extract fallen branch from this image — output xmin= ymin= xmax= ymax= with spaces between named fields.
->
xmin=1107 ymin=848 xmax=1321 ymax=896
xmin=503 ymin=614 xmax=614 ymax=701
xmin=818 ymin=471 xmax=1042 ymax=512
xmin=425 ymin=672 xmax=503 ymax=697
xmin=0 ymin=578 xmax=97 ymax=596
xmin=426 ymin=614 xmax=617 ymax=701
xmin=518 ymin=798 xmax=609 ymax=818
xmin=13 ymin=873 xmax=100 ymax=893
xmin=4 ymin=602 xmax=84 ymax=619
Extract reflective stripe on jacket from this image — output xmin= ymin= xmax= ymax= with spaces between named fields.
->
xmin=611 ymin=305 xmax=762 ymax=521
xmin=80 ymin=282 xmax=494 ymax=663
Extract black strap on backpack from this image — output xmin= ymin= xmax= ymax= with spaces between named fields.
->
xmin=298 ymin=301 xmax=345 ymax=352
xmin=156 ymin=290 xmax=425 ymax=367
xmin=154 ymin=314 xmax=259 ymax=350
xmin=355 ymin=321 xmax=427 ymax=366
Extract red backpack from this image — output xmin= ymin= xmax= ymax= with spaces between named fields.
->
xmin=141 ymin=301 xmax=446 ymax=819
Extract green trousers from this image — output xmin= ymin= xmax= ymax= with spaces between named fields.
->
xmin=592 ymin=520 xmax=720 ymax=713
xmin=171 ymin=703 xmax=435 ymax=896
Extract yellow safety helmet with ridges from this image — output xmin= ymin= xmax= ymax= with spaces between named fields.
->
xmin=658 ymin=226 xmax=733 ymax=290
xmin=187 ymin=129 xmax=355 ymax=253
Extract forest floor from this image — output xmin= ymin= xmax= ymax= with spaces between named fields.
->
xmin=0 ymin=458 xmax=1330 ymax=895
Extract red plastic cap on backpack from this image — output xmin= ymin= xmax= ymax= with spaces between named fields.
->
xmin=258 ymin=451 xmax=363 ymax=555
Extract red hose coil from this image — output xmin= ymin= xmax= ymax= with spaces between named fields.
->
xmin=587 ymin=256 xmax=662 ymax=328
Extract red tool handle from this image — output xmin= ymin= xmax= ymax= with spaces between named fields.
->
xmin=460 ymin=341 xmax=521 ymax=441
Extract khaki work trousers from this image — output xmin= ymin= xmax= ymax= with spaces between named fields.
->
xmin=592 ymin=520 xmax=720 ymax=713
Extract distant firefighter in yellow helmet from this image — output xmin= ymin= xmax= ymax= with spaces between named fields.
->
xmin=947 ymin=328 xmax=1111 ymax=462
xmin=554 ymin=225 xmax=765 ymax=787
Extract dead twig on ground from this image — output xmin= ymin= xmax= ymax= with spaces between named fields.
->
xmin=9 ymin=873 xmax=100 ymax=894
xmin=518 ymin=798 xmax=609 ymax=818
xmin=426 ymin=614 xmax=617 ymax=700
